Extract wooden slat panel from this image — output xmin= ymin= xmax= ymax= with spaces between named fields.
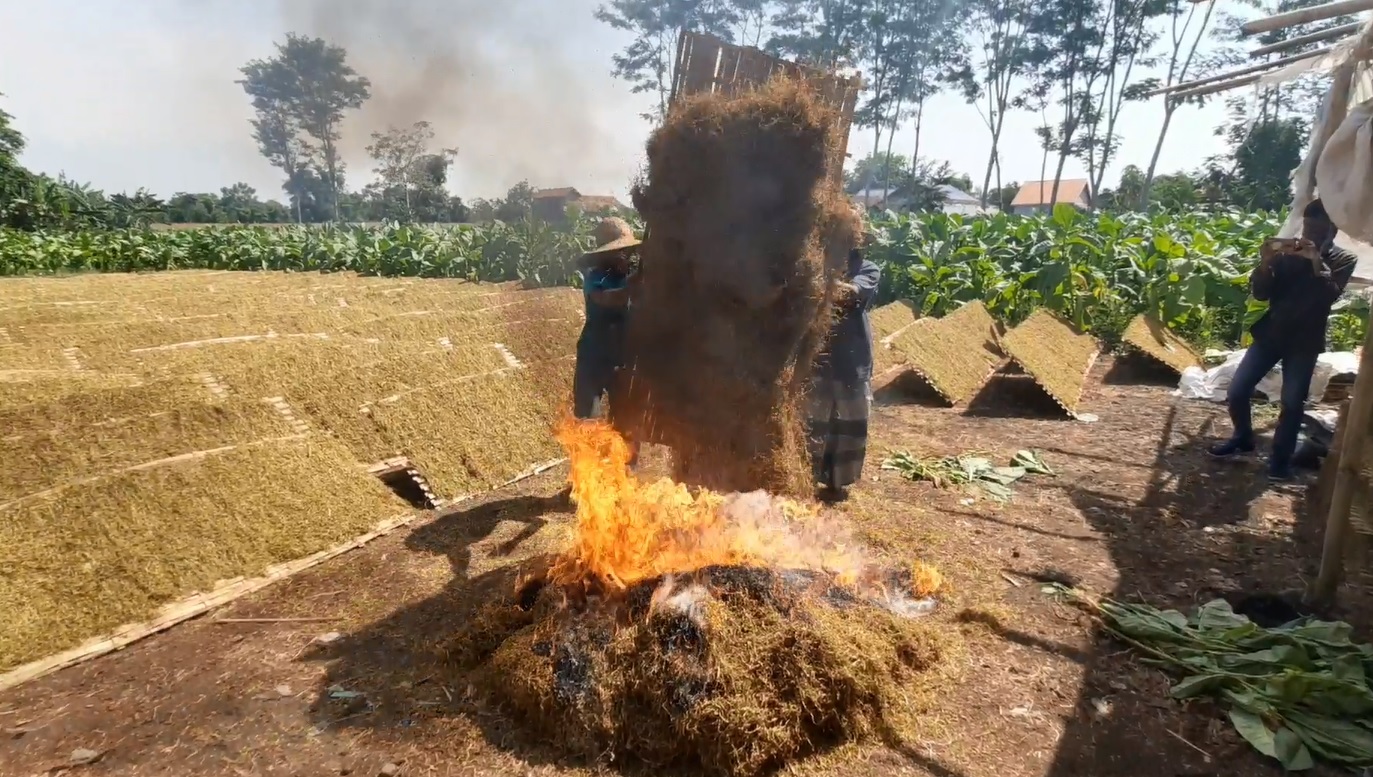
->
xmin=670 ymin=31 xmax=864 ymax=192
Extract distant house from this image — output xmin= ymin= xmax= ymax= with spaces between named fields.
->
xmin=937 ymin=185 xmax=994 ymax=216
xmin=851 ymin=187 xmax=913 ymax=211
xmin=1010 ymin=179 xmax=1092 ymax=215
xmin=852 ymin=184 xmax=994 ymax=216
xmin=531 ymin=187 xmax=626 ymax=223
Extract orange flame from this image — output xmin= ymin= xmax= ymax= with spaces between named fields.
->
xmin=546 ymin=416 xmax=941 ymax=602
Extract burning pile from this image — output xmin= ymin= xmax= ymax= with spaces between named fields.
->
xmin=611 ymin=78 xmax=861 ymax=496
xmin=449 ymin=420 xmax=947 ymax=776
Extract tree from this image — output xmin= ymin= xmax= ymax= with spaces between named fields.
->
xmin=1135 ymin=0 xmax=1217 ymax=204
xmin=495 ymin=181 xmax=537 ymax=222
xmin=955 ymin=0 xmax=1033 ymax=208
xmin=596 ymin=0 xmax=740 ymax=121
xmin=1222 ymin=117 xmax=1307 ymax=211
xmin=239 ymin=34 xmax=371 ymax=221
xmin=364 ymin=121 xmax=458 ymax=222
xmin=1075 ymin=0 xmax=1166 ymax=199
xmin=845 ymin=150 xmax=912 ymax=193
xmin=768 ymin=0 xmax=873 ymax=69
xmin=1201 ymin=0 xmax=1358 ymax=212
xmin=1021 ymin=0 xmax=1109 ymax=208
xmin=899 ymin=1 xmax=970 ymax=166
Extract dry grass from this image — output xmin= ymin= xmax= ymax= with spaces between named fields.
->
xmin=0 ymin=435 xmax=408 ymax=672
xmin=870 ymin=300 xmax=919 ymax=378
xmin=0 ymin=269 xmax=585 ymax=670
xmin=889 ymin=301 xmax=1003 ymax=405
xmin=0 ymin=371 xmax=144 ymax=406
xmin=369 ymin=367 xmax=568 ymax=496
xmin=0 ymin=396 xmax=287 ymax=502
xmin=1121 ymin=314 xmax=1201 ymax=374
xmin=454 ymin=567 xmax=949 ymax=777
xmin=999 ymin=310 xmax=1101 ymax=414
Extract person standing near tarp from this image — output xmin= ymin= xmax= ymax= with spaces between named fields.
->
xmin=573 ymin=216 xmax=643 ymax=465
xmin=809 ymin=221 xmax=881 ymax=501
xmin=1209 ymin=198 xmax=1357 ymax=482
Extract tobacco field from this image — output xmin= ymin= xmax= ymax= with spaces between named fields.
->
xmin=1 ymin=206 xmax=1364 ymax=349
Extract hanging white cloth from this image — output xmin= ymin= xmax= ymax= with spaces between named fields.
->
xmin=1316 ymin=94 xmax=1373 ymax=243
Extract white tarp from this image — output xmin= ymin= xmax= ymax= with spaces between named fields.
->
xmin=1175 ymin=349 xmax=1360 ymax=404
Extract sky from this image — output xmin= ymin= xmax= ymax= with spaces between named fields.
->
xmin=0 ymin=0 xmax=1239 ymax=204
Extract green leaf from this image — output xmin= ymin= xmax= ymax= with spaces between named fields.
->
xmin=1229 ymin=708 xmax=1278 ymax=758
xmin=1274 ymin=727 xmax=1316 ymax=771
xmin=1170 ymin=673 xmax=1228 ymax=699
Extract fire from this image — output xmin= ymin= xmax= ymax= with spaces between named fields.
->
xmin=545 ymin=417 xmax=942 ymax=604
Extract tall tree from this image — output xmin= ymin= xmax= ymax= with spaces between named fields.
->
xmin=1075 ymin=0 xmax=1165 ymax=198
xmin=596 ymin=0 xmax=740 ymax=121
xmin=1022 ymin=0 xmax=1109 ymax=207
xmin=955 ymin=0 xmax=1033 ymax=207
xmin=767 ymin=0 xmax=872 ymax=69
xmin=1136 ymin=0 xmax=1217 ymax=205
xmin=239 ymin=34 xmax=371 ymax=221
xmin=365 ymin=121 xmax=458 ymax=222
xmin=912 ymin=6 xmax=970 ymax=164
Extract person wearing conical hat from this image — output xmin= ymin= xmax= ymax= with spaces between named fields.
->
xmin=574 ymin=217 xmax=641 ymax=428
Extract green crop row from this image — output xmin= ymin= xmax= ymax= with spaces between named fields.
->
xmin=0 ymin=206 xmax=1363 ymax=350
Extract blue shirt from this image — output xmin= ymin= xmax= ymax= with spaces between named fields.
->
xmin=582 ymin=267 xmax=629 ymax=327
xmin=814 ymin=249 xmax=880 ymax=385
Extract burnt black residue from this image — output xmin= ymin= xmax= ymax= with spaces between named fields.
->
xmin=651 ymin=609 xmax=706 ymax=656
xmin=516 ymin=577 xmax=546 ymax=611
xmin=699 ymin=565 xmax=799 ymax=613
xmin=552 ymin=643 xmax=593 ymax=704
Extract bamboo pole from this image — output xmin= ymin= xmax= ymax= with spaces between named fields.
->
xmin=1145 ymin=45 xmax=1334 ymax=97
xmin=1242 ymin=0 xmax=1373 ymax=35
xmin=1307 ymin=328 xmax=1373 ymax=607
xmin=1169 ymin=74 xmax=1262 ymax=101
xmin=1250 ymin=21 xmax=1363 ymax=56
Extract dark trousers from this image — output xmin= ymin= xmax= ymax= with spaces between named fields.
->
xmin=573 ymin=323 xmax=624 ymax=420
xmin=1225 ymin=337 xmax=1319 ymax=469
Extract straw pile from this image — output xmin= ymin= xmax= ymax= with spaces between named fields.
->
xmin=451 ymin=564 xmax=945 ymax=776
xmin=619 ymin=78 xmax=859 ymax=496
xmin=890 ymin=301 xmax=1004 ymax=405
xmin=1120 ymin=314 xmax=1201 ymax=374
xmin=999 ymin=310 xmax=1101 ymax=414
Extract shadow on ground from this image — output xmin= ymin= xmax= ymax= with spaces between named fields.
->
xmin=1036 ymin=394 xmax=1357 ymax=777
xmin=964 ymin=373 xmax=1074 ymax=420
xmin=297 ymin=490 xmax=619 ymax=772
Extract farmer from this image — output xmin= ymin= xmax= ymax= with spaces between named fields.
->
xmin=1208 ymin=198 xmax=1357 ymax=481
xmin=574 ymin=217 xmax=640 ymax=421
xmin=808 ymin=215 xmax=881 ymax=501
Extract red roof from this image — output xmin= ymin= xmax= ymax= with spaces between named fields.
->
xmin=1011 ymin=179 xmax=1091 ymax=207
xmin=532 ymin=187 xmax=580 ymax=200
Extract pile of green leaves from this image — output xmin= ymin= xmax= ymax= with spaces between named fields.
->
xmin=881 ymin=449 xmax=1053 ymax=502
xmin=1089 ymin=595 xmax=1373 ymax=771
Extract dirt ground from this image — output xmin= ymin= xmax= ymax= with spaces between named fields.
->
xmin=2 ymin=355 xmax=1368 ymax=777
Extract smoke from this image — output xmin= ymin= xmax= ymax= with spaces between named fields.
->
xmin=276 ymin=0 xmax=646 ymax=198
